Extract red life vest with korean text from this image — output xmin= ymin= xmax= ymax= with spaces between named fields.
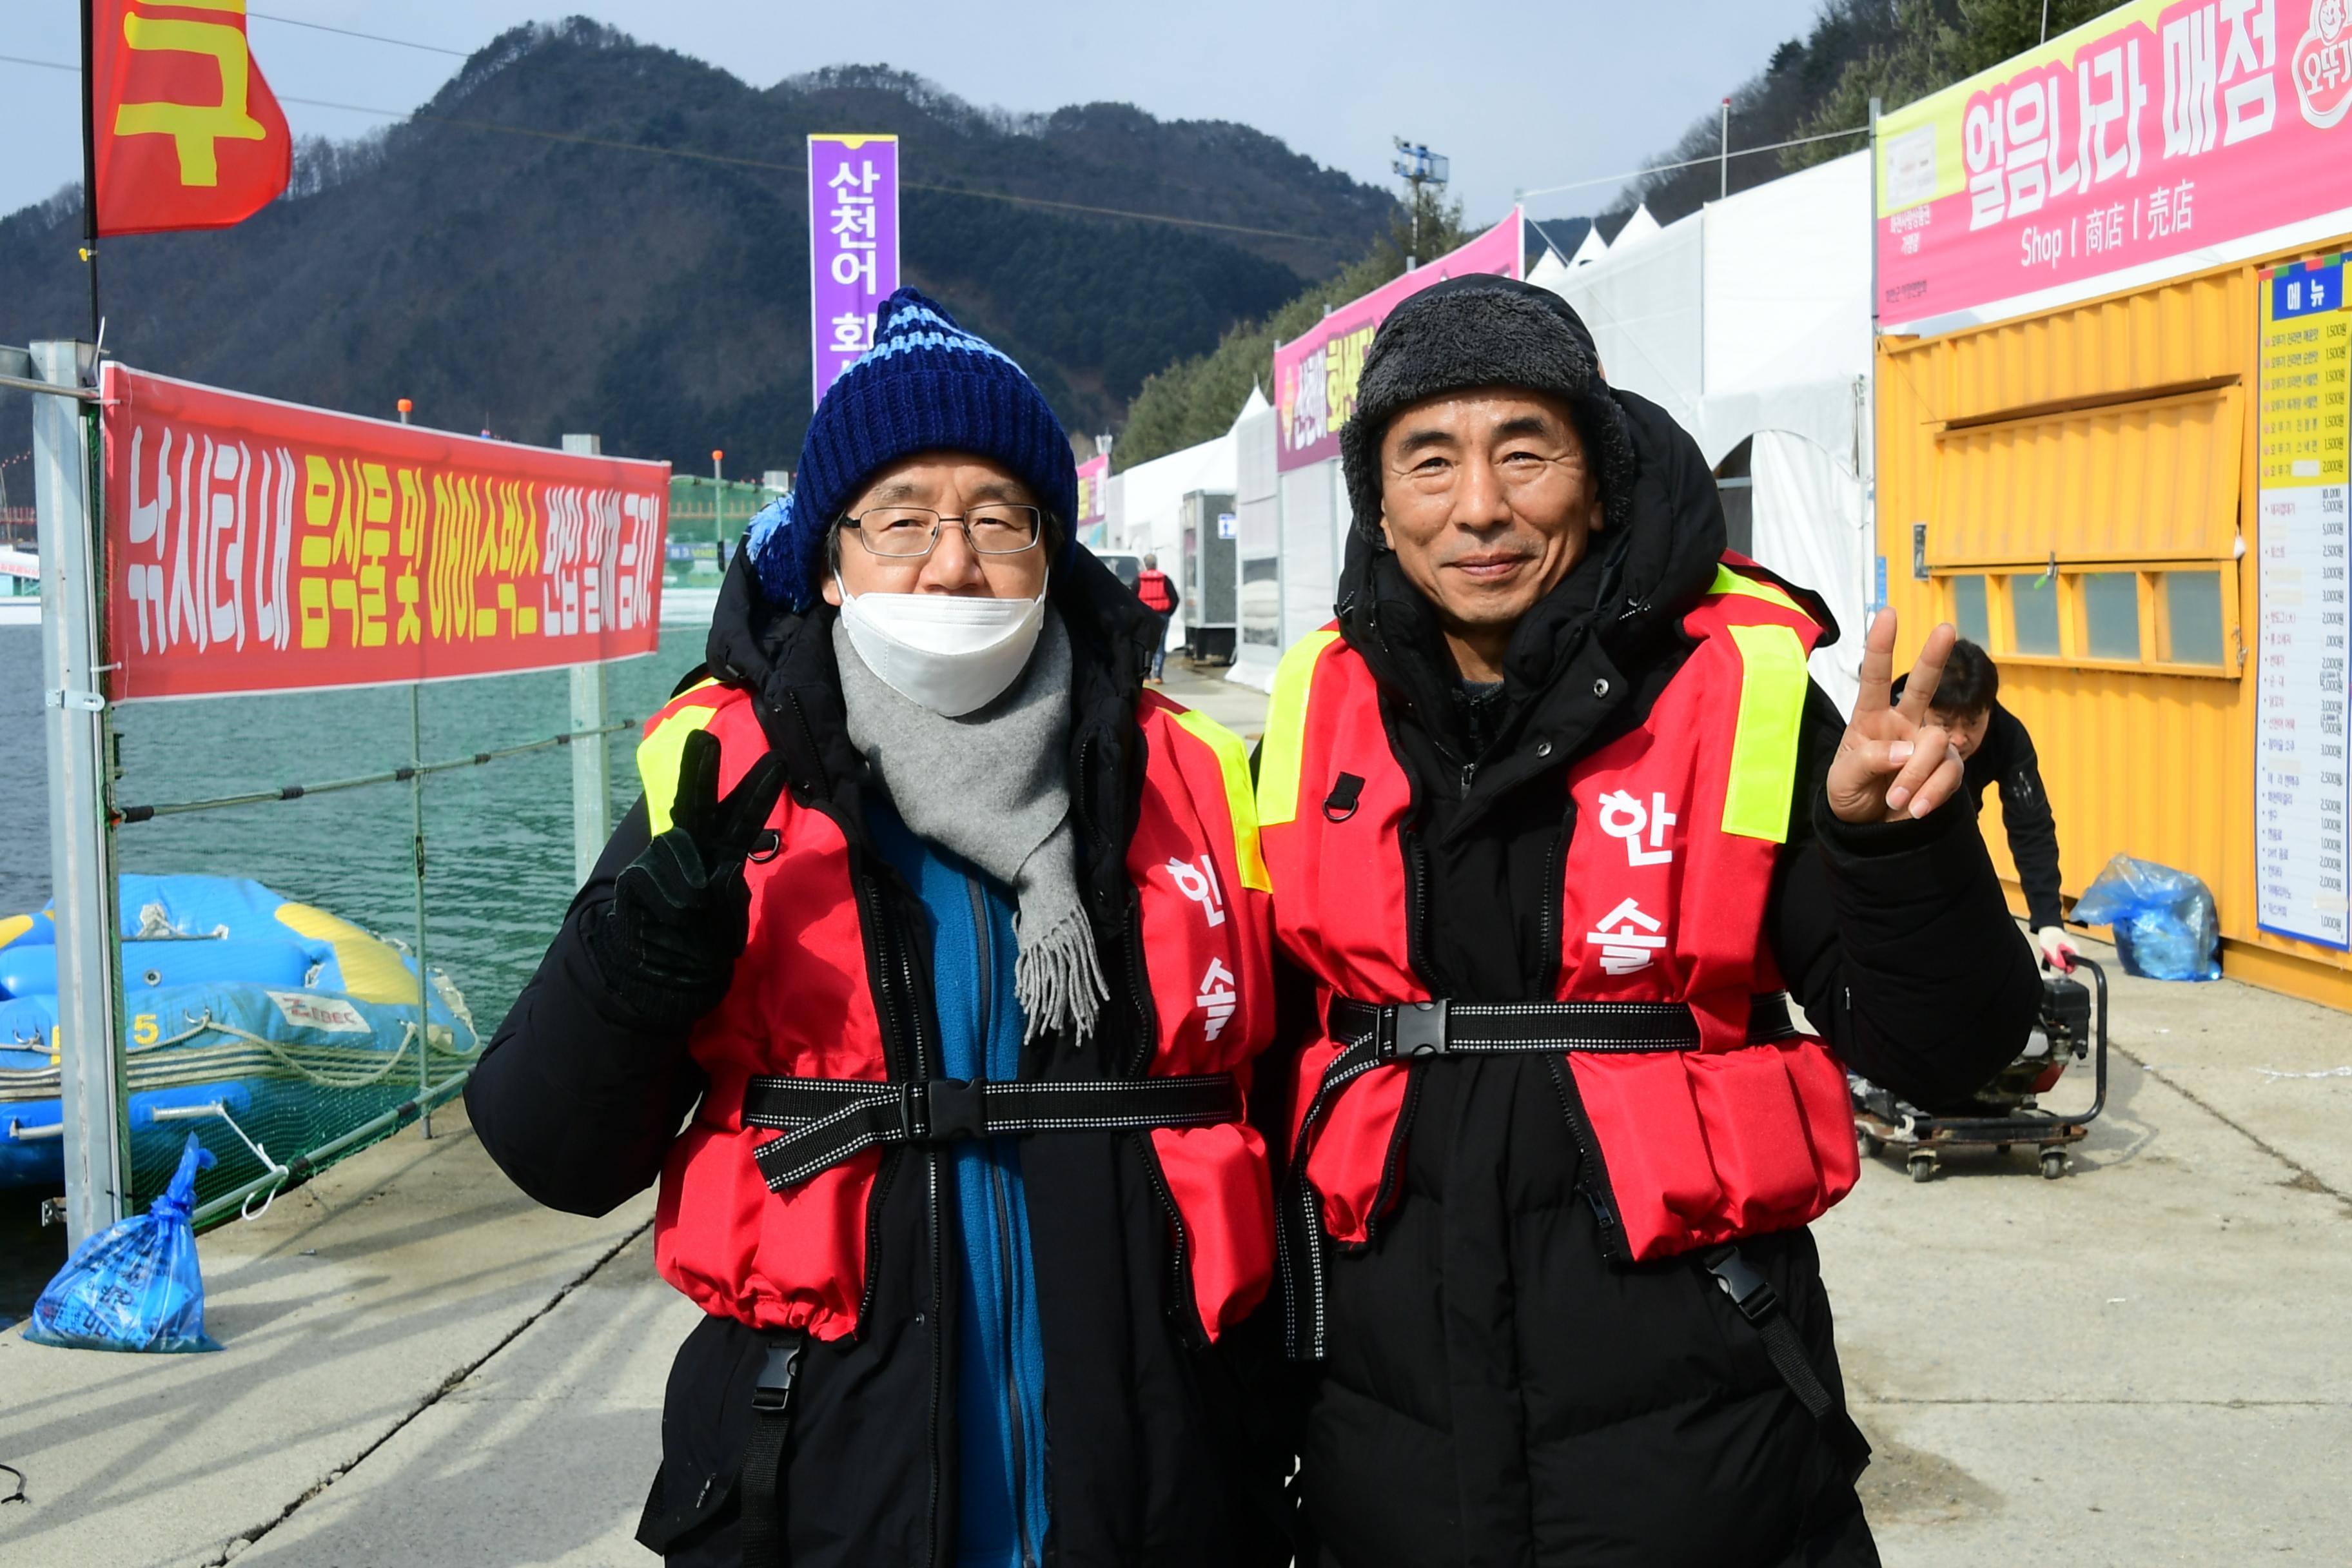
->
xmin=1257 ymin=564 xmax=1859 ymax=1266
xmin=639 ymin=680 xmax=1277 ymax=1344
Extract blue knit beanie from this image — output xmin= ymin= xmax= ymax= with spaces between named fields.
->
xmin=746 ymin=288 xmax=1078 ymax=611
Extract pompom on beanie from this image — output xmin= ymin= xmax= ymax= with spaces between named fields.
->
xmin=747 ymin=288 xmax=1078 ymax=611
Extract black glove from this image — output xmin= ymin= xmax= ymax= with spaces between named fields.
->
xmin=584 ymin=728 xmax=787 ymax=1030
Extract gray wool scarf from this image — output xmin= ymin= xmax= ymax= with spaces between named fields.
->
xmin=832 ymin=607 xmax=1106 ymax=1043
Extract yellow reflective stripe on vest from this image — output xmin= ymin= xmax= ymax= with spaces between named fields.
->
xmin=1169 ymin=707 xmax=1273 ymax=893
xmin=1722 ymin=623 xmax=1808 ymax=843
xmin=1709 ymin=564 xmax=1803 ymax=616
xmin=1257 ymin=629 xmax=1342 ymax=828
xmin=638 ymin=689 xmax=723 ymax=836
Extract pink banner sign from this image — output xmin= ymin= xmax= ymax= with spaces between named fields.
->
xmin=1273 ymin=211 xmax=1523 ymax=472
xmin=1876 ymin=0 xmax=2352 ymax=328
xmin=1076 ymin=453 xmax=1108 ymax=527
xmin=808 ymin=133 xmax=900 ymax=407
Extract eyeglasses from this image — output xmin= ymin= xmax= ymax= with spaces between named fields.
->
xmin=839 ymin=504 xmax=1044 ymax=558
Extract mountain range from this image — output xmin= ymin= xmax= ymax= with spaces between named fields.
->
xmin=0 ymin=18 xmax=1394 ymax=480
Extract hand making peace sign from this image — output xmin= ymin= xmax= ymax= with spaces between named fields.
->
xmin=1827 ymin=608 xmax=1966 ymax=825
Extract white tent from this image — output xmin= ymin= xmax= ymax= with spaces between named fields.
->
xmin=1536 ymin=154 xmax=1872 ymax=711
xmin=1104 ymin=424 xmax=1240 ymax=654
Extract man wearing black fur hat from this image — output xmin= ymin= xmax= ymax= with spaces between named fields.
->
xmin=1255 ymin=275 xmax=2043 ymax=1564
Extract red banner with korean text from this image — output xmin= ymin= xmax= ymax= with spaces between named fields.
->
xmin=1876 ymin=0 xmax=2352 ymax=329
xmin=101 ymin=367 xmax=667 ymax=701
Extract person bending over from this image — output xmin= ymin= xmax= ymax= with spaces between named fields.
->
xmin=1895 ymin=638 xmax=2075 ymax=970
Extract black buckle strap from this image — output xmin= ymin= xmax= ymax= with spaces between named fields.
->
xmin=1327 ymin=995 xmax=1705 ymax=1061
xmin=743 ymin=1073 xmax=1242 ymax=1192
xmin=740 ymin=1331 xmax=803 ymax=1568
xmin=1703 ymin=1246 xmax=1872 ymax=1487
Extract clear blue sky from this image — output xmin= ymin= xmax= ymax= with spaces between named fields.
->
xmin=1 ymin=1 xmax=1822 ymax=228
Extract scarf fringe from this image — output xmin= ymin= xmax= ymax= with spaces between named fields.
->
xmin=1015 ymin=905 xmax=1108 ymax=1044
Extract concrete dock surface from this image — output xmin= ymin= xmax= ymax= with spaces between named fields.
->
xmin=0 ymin=665 xmax=2341 ymax=1565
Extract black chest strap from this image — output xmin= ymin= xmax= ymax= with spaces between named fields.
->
xmin=741 ymin=1072 xmax=1242 ymax=1191
xmin=1279 ymin=992 xmax=1798 ymax=1361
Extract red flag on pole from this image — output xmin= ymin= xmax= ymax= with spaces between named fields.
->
xmin=90 ymin=0 xmax=291 ymax=238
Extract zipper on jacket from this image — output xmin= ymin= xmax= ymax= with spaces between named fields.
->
xmin=965 ymin=870 xmax=1041 ymax=1568
xmin=988 ymin=1156 xmax=1040 ymax=1568
xmin=1458 ymin=760 xmax=1476 ymax=799
xmin=848 ymin=852 xmax=946 ymax=1567
xmin=1135 ymin=1130 xmax=1208 ymax=1348
xmin=1537 ymin=799 xmax=1575 ymax=995
xmin=1544 ymin=1054 xmax=1631 ymax=1262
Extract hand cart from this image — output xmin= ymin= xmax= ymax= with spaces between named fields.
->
xmin=1851 ymin=956 xmax=2108 ymax=1182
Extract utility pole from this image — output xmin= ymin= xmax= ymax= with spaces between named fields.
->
xmin=1391 ymin=139 xmax=1451 ymax=271
xmin=1720 ymin=97 xmax=1731 ymax=200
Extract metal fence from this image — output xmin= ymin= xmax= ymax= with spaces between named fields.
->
xmin=5 ymin=340 xmax=643 ymax=1245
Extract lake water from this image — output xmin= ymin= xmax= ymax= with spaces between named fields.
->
xmin=1 ymin=619 xmax=709 ymax=1314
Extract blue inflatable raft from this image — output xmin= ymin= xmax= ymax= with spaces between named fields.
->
xmin=0 ymin=874 xmax=476 ymax=1197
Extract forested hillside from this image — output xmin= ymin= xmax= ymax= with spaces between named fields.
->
xmin=0 ymin=19 xmax=1393 ymax=478
xmin=1115 ymin=0 xmax=2137 ymax=467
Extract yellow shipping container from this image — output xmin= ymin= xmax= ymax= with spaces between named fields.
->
xmin=1877 ymin=246 xmax=2352 ymax=1010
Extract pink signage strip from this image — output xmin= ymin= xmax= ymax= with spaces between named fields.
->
xmin=1273 ymin=210 xmax=1524 ymax=472
xmin=1076 ymin=453 xmax=1109 ymax=527
xmin=1876 ymin=0 xmax=2352 ymax=329
xmin=808 ymin=134 xmax=901 ymax=407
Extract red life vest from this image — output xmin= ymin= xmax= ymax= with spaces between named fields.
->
xmin=638 ymin=680 xmax=1277 ymax=1344
xmin=1257 ymin=564 xmax=1859 ymax=1268
xmin=1136 ymin=569 xmax=1175 ymax=614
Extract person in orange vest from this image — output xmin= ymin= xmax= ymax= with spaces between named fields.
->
xmin=468 ymin=289 xmax=1290 ymax=1567
xmin=1256 ymin=276 xmax=2041 ymax=1565
xmin=1134 ymin=553 xmax=1180 ymax=683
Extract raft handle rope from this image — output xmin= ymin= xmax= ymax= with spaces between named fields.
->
xmin=110 ymin=719 xmax=637 ymax=823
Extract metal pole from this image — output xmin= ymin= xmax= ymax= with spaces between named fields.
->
xmin=562 ymin=433 xmax=612 ymax=886
xmin=407 ymin=683 xmax=431 ymax=1139
xmin=1720 ymin=98 xmax=1730 ymax=201
xmin=710 ymin=449 xmax=725 ymax=573
xmin=35 ymin=339 xmax=125 ymax=1248
xmin=1867 ymin=95 xmax=1883 ymax=621
xmin=79 ymin=0 xmax=101 ymax=346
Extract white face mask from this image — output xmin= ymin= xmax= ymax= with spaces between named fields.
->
xmin=834 ymin=572 xmax=1049 ymax=718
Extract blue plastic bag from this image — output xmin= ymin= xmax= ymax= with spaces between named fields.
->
xmin=24 ymin=1132 xmax=224 ymax=1353
xmin=2068 ymin=854 xmax=2222 ymax=982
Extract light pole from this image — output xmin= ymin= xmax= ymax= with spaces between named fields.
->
xmin=1391 ymin=139 xmax=1451 ymax=271
xmin=396 ymin=397 xmax=412 ymax=426
xmin=1720 ymin=97 xmax=1731 ymax=199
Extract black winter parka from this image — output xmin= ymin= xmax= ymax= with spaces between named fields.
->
xmin=1281 ymin=392 xmax=2041 ymax=1568
xmin=466 ymin=553 xmax=1293 ymax=1567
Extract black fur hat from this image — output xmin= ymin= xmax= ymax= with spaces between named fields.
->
xmin=1338 ymin=275 xmax=1634 ymax=546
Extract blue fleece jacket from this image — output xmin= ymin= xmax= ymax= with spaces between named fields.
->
xmin=868 ymin=804 xmax=1052 ymax=1568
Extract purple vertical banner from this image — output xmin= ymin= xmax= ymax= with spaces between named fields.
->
xmin=808 ymin=133 xmax=901 ymax=407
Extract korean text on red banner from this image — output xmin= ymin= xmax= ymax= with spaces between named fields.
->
xmin=1272 ymin=211 xmax=1522 ymax=473
xmin=1876 ymin=0 xmax=2352 ymax=329
xmin=102 ymin=366 xmax=669 ymax=701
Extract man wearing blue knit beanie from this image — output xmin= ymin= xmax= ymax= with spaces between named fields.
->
xmin=472 ymin=288 xmax=1293 ymax=1567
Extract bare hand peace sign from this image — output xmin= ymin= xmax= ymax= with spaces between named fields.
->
xmin=1827 ymin=608 xmax=1966 ymax=825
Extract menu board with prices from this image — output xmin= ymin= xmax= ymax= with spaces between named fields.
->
xmin=2255 ymin=257 xmax=2351 ymax=950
